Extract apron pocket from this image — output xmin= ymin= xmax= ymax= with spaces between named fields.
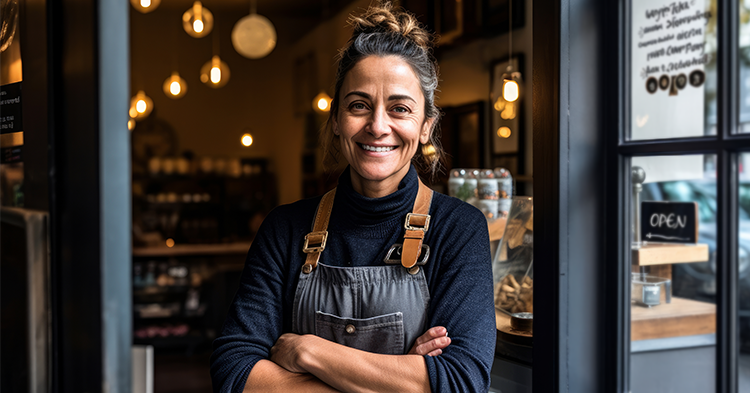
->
xmin=315 ymin=311 xmax=405 ymax=355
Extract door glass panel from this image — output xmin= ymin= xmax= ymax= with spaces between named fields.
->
xmin=629 ymin=154 xmax=717 ymax=393
xmin=741 ymin=0 xmax=750 ymax=133
xmin=739 ymin=154 xmax=750 ymax=391
xmin=630 ymin=0 xmax=718 ymax=140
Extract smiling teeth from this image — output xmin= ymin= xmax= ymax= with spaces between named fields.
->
xmin=361 ymin=144 xmax=396 ymax=152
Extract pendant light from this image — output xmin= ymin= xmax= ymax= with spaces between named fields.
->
xmin=313 ymin=91 xmax=332 ymax=113
xmin=201 ymin=55 xmax=230 ymax=88
xmin=501 ymin=0 xmax=522 ymax=103
xmin=129 ymin=90 xmax=153 ymax=120
xmin=200 ymin=26 xmax=230 ymax=88
xmin=183 ymin=1 xmax=214 ymax=38
xmin=131 ymin=0 xmax=160 ymax=13
xmin=231 ymin=0 xmax=277 ymax=59
xmin=241 ymin=133 xmax=253 ymax=147
xmin=163 ymin=72 xmax=188 ymax=99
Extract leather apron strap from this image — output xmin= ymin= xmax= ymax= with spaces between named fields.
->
xmin=301 ymin=179 xmax=433 ymax=274
xmin=301 ymin=188 xmax=336 ymax=273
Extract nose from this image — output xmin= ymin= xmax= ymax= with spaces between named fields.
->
xmin=368 ymin=107 xmax=391 ymax=138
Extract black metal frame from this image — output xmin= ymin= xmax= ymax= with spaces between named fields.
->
xmin=612 ymin=0 xmax=746 ymax=391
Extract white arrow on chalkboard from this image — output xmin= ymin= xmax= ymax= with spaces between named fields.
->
xmin=646 ymin=233 xmax=690 ymax=241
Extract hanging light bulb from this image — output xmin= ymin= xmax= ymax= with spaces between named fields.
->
xmin=313 ymin=91 xmax=332 ymax=113
xmin=232 ymin=1 xmax=277 ymax=59
xmin=129 ymin=90 xmax=153 ymax=120
xmin=501 ymin=67 xmax=522 ymax=103
xmin=163 ymin=72 xmax=188 ymax=99
xmin=131 ymin=0 xmax=160 ymax=13
xmin=128 ymin=118 xmax=136 ymax=131
xmin=200 ymin=55 xmax=230 ymax=88
xmin=183 ymin=1 xmax=214 ymax=38
xmin=241 ymin=133 xmax=253 ymax=147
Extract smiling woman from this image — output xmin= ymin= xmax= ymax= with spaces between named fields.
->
xmin=210 ymin=2 xmax=496 ymax=393
xmin=333 ymin=55 xmax=434 ymax=198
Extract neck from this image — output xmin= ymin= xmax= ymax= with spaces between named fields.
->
xmin=349 ymin=166 xmax=410 ymax=199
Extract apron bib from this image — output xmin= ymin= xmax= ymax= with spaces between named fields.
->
xmin=291 ymin=180 xmax=434 ymax=355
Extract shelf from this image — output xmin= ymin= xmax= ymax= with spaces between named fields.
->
xmin=133 ymin=241 xmax=252 ymax=257
xmin=632 ymin=243 xmax=709 ymax=266
xmin=631 ymin=296 xmax=716 ymax=341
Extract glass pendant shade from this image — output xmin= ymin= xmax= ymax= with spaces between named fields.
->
xmin=312 ymin=91 xmax=332 ymax=113
xmin=200 ymin=56 xmax=230 ymax=88
xmin=129 ymin=90 xmax=153 ymax=120
xmin=163 ymin=72 xmax=188 ymax=99
xmin=183 ymin=1 xmax=214 ymax=38
xmin=231 ymin=13 xmax=277 ymax=59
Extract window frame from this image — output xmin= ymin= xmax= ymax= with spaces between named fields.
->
xmin=612 ymin=0 xmax=745 ymax=391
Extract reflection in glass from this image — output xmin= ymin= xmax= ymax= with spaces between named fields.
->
xmin=630 ymin=0 xmax=718 ymax=140
xmin=739 ymin=154 xmax=750 ymax=391
xmin=629 ymin=155 xmax=716 ymax=393
xmin=740 ymin=1 xmax=750 ymax=133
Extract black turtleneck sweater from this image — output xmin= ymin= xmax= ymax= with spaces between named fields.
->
xmin=210 ymin=165 xmax=496 ymax=392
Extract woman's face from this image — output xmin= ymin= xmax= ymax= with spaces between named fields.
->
xmin=333 ymin=55 xmax=433 ymax=197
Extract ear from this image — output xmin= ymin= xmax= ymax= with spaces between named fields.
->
xmin=420 ymin=117 xmax=435 ymax=144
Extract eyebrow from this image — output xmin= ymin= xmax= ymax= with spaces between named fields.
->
xmin=343 ymin=91 xmax=417 ymax=104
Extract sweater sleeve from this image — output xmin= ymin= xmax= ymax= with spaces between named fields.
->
xmin=209 ymin=207 xmax=296 ymax=393
xmin=423 ymin=203 xmax=496 ymax=392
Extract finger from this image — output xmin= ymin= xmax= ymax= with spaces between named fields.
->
xmin=415 ymin=336 xmax=451 ymax=356
xmin=426 ymin=348 xmax=442 ymax=357
xmin=415 ymin=326 xmax=447 ymax=346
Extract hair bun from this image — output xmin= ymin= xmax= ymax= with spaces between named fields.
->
xmin=348 ymin=2 xmax=434 ymax=50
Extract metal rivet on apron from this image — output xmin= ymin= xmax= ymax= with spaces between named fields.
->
xmin=345 ymin=324 xmax=356 ymax=334
xmin=408 ymin=266 xmax=420 ymax=275
xmin=302 ymin=264 xmax=313 ymax=274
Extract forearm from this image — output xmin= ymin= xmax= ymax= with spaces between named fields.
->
xmin=245 ymin=359 xmax=340 ymax=393
xmin=300 ymin=335 xmax=431 ymax=393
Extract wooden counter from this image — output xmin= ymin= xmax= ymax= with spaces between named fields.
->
xmin=631 ymin=296 xmax=716 ymax=341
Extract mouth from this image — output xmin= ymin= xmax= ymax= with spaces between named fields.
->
xmin=358 ymin=143 xmax=397 ymax=153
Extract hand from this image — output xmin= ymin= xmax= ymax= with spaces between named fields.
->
xmin=408 ymin=326 xmax=451 ymax=357
xmin=270 ymin=333 xmax=313 ymax=374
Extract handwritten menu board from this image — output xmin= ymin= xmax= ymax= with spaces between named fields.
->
xmin=631 ymin=0 xmax=711 ymax=140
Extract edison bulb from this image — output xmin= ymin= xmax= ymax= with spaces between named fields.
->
xmin=183 ymin=1 xmax=213 ymax=38
xmin=313 ymin=91 xmax=332 ymax=113
xmin=131 ymin=0 xmax=160 ymax=13
xmin=200 ymin=56 xmax=230 ymax=88
xmin=241 ymin=133 xmax=253 ymax=147
xmin=163 ymin=72 xmax=188 ymax=99
xmin=129 ymin=91 xmax=153 ymax=120
xmin=503 ymin=79 xmax=520 ymax=102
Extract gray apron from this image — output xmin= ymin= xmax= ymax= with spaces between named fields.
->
xmin=291 ymin=182 xmax=434 ymax=355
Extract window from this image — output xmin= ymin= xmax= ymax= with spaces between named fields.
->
xmin=619 ymin=0 xmax=749 ymax=391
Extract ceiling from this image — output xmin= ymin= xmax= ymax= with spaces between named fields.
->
xmin=159 ymin=0 xmax=359 ymax=20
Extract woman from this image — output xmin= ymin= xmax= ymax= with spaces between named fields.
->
xmin=210 ymin=3 xmax=496 ymax=392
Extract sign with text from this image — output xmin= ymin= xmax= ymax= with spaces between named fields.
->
xmin=0 ymin=82 xmax=23 ymax=134
xmin=641 ymin=201 xmax=698 ymax=243
xmin=631 ymin=0 xmax=711 ymax=140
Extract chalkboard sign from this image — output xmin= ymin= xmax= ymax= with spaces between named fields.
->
xmin=640 ymin=201 xmax=698 ymax=243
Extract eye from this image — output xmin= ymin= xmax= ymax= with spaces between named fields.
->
xmin=350 ymin=102 xmax=368 ymax=111
xmin=392 ymin=106 xmax=410 ymax=113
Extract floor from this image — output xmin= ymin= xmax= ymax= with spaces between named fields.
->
xmin=154 ymin=353 xmax=213 ymax=393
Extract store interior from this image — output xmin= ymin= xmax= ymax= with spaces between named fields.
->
xmin=126 ymin=0 xmax=533 ymax=390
